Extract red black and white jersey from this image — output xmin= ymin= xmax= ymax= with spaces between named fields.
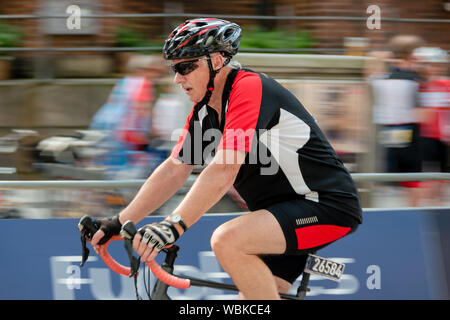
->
xmin=418 ymin=78 xmax=450 ymax=141
xmin=172 ymin=69 xmax=362 ymax=223
xmin=370 ymin=66 xmax=421 ymax=125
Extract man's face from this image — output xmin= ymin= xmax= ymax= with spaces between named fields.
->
xmin=171 ymin=56 xmax=210 ymax=103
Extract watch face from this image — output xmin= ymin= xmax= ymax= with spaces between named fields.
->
xmin=171 ymin=214 xmax=181 ymax=223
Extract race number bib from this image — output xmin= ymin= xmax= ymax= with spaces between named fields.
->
xmin=378 ymin=126 xmax=413 ymax=147
xmin=304 ymin=254 xmax=345 ymax=282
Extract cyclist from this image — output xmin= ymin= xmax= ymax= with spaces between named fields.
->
xmin=413 ymin=47 xmax=449 ymax=204
xmin=90 ymin=18 xmax=362 ymax=300
xmin=369 ymin=35 xmax=425 ymax=206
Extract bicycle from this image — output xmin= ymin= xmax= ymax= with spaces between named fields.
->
xmin=78 ymin=215 xmax=346 ymax=300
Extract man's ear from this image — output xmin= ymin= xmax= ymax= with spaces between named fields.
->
xmin=212 ymin=54 xmax=224 ymax=71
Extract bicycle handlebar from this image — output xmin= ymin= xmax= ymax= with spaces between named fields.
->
xmin=78 ymin=215 xmax=191 ymax=290
xmin=99 ymin=235 xmax=191 ymax=289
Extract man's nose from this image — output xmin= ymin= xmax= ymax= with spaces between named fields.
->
xmin=173 ymin=72 xmax=184 ymax=84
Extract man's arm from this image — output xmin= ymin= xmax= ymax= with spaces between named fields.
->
xmin=119 ymin=157 xmax=193 ymax=224
xmin=90 ymin=156 xmax=193 ymax=247
xmin=132 ymin=148 xmax=246 ymax=262
xmin=168 ymin=148 xmax=246 ymax=235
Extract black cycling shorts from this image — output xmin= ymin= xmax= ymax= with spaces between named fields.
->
xmin=420 ymin=137 xmax=449 ymax=172
xmin=261 ymin=198 xmax=359 ymax=284
xmin=385 ymin=124 xmax=422 ymax=173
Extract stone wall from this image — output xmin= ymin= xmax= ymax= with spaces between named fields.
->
xmin=0 ymin=53 xmax=372 ymax=130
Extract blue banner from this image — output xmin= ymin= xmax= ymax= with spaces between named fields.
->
xmin=0 ymin=208 xmax=449 ymax=300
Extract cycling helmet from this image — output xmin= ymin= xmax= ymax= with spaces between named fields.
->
xmin=413 ymin=47 xmax=448 ymax=63
xmin=163 ymin=18 xmax=241 ymax=61
xmin=163 ymin=18 xmax=242 ymax=107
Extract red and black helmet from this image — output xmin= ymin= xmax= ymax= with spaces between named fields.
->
xmin=163 ymin=18 xmax=241 ymax=60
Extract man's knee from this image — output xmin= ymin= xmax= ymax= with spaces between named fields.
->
xmin=210 ymin=223 xmax=241 ymax=256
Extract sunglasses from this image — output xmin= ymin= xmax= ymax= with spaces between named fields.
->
xmin=170 ymin=57 xmax=208 ymax=76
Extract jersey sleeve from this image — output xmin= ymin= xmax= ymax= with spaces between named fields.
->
xmin=218 ymin=72 xmax=262 ymax=153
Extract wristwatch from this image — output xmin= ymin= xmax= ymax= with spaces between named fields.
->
xmin=168 ymin=213 xmax=188 ymax=232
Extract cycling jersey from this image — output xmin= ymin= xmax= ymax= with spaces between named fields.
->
xmin=369 ymin=66 xmax=423 ymax=185
xmin=371 ymin=66 xmax=421 ymax=125
xmin=419 ymin=78 xmax=450 ymax=172
xmin=171 ymin=68 xmax=362 ymax=223
xmin=419 ymin=78 xmax=450 ymax=141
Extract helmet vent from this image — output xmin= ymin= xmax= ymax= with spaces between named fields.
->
xmin=188 ymin=35 xmax=199 ymax=47
xmin=204 ymin=34 xmax=215 ymax=46
xmin=172 ymin=40 xmax=181 ymax=49
xmin=224 ymin=28 xmax=234 ymax=39
xmin=178 ymin=30 xmax=189 ymax=38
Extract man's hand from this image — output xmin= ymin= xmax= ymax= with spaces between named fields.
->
xmin=132 ymin=221 xmax=179 ymax=262
xmin=90 ymin=215 xmax=122 ymax=253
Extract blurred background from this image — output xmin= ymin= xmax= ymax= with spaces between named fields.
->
xmin=0 ymin=0 xmax=449 ymax=219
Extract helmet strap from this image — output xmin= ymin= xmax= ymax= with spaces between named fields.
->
xmin=199 ymin=54 xmax=220 ymax=106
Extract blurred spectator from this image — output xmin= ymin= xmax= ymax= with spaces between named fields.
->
xmin=91 ymin=54 xmax=166 ymax=148
xmin=364 ymin=50 xmax=394 ymax=79
xmin=413 ymin=47 xmax=450 ymax=204
xmin=89 ymin=54 xmax=167 ymax=178
xmin=369 ymin=35 xmax=425 ymax=206
xmin=151 ymin=82 xmax=188 ymax=151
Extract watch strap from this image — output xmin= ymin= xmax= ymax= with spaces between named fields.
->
xmin=170 ymin=214 xmax=188 ymax=232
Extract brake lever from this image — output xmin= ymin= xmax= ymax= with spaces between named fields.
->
xmin=120 ymin=220 xmax=137 ymax=239
xmin=80 ymin=235 xmax=89 ymax=267
xmin=120 ymin=221 xmax=140 ymax=278
xmin=77 ymin=215 xmax=100 ymax=267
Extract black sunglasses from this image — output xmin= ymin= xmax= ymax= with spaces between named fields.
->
xmin=170 ymin=57 xmax=208 ymax=76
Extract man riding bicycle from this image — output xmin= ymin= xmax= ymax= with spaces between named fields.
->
xmin=90 ymin=18 xmax=363 ymax=300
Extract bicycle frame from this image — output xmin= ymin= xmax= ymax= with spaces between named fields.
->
xmin=150 ymin=245 xmax=312 ymax=300
xmin=98 ymin=236 xmax=311 ymax=300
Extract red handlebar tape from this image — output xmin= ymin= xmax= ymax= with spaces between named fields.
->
xmin=98 ymin=236 xmax=191 ymax=289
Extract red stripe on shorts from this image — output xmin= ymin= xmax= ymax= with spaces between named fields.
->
xmin=295 ymin=225 xmax=351 ymax=250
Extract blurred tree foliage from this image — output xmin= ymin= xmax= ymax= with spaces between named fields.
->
xmin=239 ymin=26 xmax=314 ymax=52
xmin=115 ymin=26 xmax=163 ymax=54
xmin=0 ymin=23 xmax=23 ymax=55
xmin=115 ymin=25 xmax=315 ymax=54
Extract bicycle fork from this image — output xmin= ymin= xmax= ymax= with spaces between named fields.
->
xmin=151 ymin=245 xmax=180 ymax=300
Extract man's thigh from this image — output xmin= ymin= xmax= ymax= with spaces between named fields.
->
xmin=213 ymin=209 xmax=287 ymax=255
